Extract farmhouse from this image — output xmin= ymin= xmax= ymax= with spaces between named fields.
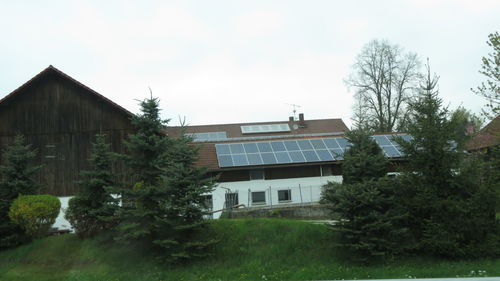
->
xmin=166 ymin=117 xmax=407 ymax=218
xmin=0 ymin=66 xmax=134 ymax=196
xmin=2 ymin=66 xmax=408 ymax=224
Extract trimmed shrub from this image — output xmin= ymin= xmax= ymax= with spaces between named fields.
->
xmin=9 ymin=195 xmax=60 ymax=238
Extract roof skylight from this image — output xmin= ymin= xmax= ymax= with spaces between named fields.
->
xmin=241 ymin=123 xmax=291 ymax=134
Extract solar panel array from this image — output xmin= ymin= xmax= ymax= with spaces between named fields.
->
xmin=215 ymin=134 xmax=410 ymax=168
xmin=241 ymin=123 xmax=291 ymax=134
xmin=189 ymin=132 xmax=227 ymax=142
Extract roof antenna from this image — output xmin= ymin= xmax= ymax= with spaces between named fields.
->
xmin=285 ymin=103 xmax=302 ymax=121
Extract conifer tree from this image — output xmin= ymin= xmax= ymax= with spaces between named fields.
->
xmin=153 ymin=134 xmax=216 ymax=261
xmin=115 ymin=97 xmax=172 ymax=246
xmin=65 ymin=134 xmax=119 ymax=238
xmin=341 ymin=129 xmax=388 ymax=184
xmin=322 ymin=129 xmax=410 ymax=262
xmin=116 ymin=97 xmax=216 ymax=262
xmin=0 ymin=135 xmax=41 ymax=248
xmin=397 ymin=65 xmax=499 ymax=258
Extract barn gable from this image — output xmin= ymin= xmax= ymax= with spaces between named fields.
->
xmin=0 ymin=66 xmax=134 ymax=196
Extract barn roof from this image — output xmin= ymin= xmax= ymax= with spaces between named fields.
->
xmin=467 ymin=115 xmax=500 ymax=151
xmin=0 ymin=65 xmax=133 ymax=117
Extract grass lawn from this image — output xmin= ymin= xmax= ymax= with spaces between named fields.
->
xmin=0 ymin=218 xmax=498 ymax=280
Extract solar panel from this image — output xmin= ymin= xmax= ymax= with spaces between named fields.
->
xmin=323 ymin=138 xmax=340 ymax=149
xmin=297 ymin=140 xmax=313 ymax=150
xmin=190 ymin=131 xmax=227 ymax=141
xmin=243 ymin=143 xmax=259 ymax=153
xmin=229 ymin=143 xmax=245 ymax=154
xmin=214 ymin=134 xmax=409 ymax=168
xmin=247 ymin=153 xmax=263 ymax=165
xmin=271 ymin=141 xmax=286 ymax=152
xmin=284 ymin=140 xmax=300 ymax=151
xmin=241 ymin=123 xmax=291 ymax=134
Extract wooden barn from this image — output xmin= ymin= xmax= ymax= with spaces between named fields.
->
xmin=0 ymin=66 xmax=134 ymax=196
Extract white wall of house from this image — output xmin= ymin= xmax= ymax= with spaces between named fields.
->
xmin=210 ymin=175 xmax=342 ymax=218
xmin=53 ymin=174 xmax=342 ymax=229
xmin=54 ymin=196 xmax=72 ymax=230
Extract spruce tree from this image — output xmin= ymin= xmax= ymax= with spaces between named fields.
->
xmin=115 ymin=97 xmax=171 ymax=246
xmin=65 ymin=134 xmax=119 ymax=238
xmin=341 ymin=129 xmax=388 ymax=184
xmin=0 ymin=135 xmax=41 ymax=249
xmin=116 ymin=97 xmax=216 ymax=262
xmin=322 ymin=129 xmax=410 ymax=262
xmin=153 ymin=134 xmax=216 ymax=261
xmin=397 ymin=65 xmax=499 ymax=258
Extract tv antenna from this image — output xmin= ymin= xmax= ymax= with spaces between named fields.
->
xmin=285 ymin=103 xmax=302 ymax=121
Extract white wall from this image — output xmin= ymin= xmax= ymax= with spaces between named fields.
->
xmin=53 ymin=175 xmax=342 ymax=229
xmin=54 ymin=196 xmax=73 ymax=230
xmin=210 ymin=175 xmax=342 ymax=218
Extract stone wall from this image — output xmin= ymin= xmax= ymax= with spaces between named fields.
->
xmin=221 ymin=203 xmax=332 ymax=219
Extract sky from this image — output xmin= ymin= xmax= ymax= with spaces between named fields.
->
xmin=0 ymin=0 xmax=498 ymax=127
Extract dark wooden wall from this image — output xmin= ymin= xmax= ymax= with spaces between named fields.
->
xmin=0 ymin=71 xmax=134 ymax=196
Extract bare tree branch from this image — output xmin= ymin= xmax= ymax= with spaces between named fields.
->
xmin=346 ymin=39 xmax=422 ymax=132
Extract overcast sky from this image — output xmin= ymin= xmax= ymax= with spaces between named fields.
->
xmin=1 ymin=0 xmax=498 ymax=127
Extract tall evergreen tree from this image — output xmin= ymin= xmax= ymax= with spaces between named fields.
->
xmin=115 ymin=97 xmax=172 ymax=247
xmin=153 ymin=134 xmax=216 ymax=261
xmin=65 ymin=134 xmax=119 ymax=238
xmin=0 ymin=135 xmax=41 ymax=248
xmin=116 ymin=97 xmax=216 ymax=262
xmin=322 ymin=130 xmax=409 ymax=262
xmin=397 ymin=65 xmax=499 ymax=258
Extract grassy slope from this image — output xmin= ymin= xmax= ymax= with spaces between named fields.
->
xmin=0 ymin=219 xmax=498 ymax=281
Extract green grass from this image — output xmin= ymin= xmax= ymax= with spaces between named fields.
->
xmin=0 ymin=219 xmax=498 ymax=280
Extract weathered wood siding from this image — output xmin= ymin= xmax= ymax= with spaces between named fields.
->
xmin=0 ymin=70 xmax=134 ymax=196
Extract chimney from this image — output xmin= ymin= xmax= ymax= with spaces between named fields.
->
xmin=298 ymin=113 xmax=306 ymax=127
xmin=289 ymin=116 xmax=294 ymax=122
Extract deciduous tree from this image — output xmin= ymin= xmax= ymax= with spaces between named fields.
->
xmin=472 ymin=31 xmax=499 ymax=119
xmin=346 ymin=39 xmax=421 ymax=132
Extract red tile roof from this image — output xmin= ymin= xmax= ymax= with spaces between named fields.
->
xmin=167 ymin=117 xmax=348 ymax=139
xmin=168 ymin=118 xmax=349 ymax=170
xmin=467 ymin=115 xmax=500 ymax=151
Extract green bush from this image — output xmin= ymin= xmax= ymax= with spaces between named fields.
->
xmin=8 ymin=195 xmax=60 ymax=238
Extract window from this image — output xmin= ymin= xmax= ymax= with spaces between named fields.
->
xmin=321 ymin=165 xmax=332 ymax=176
xmin=278 ymin=190 xmax=292 ymax=202
xmin=251 ymin=191 xmax=266 ymax=204
xmin=202 ymin=195 xmax=213 ymax=219
xmin=387 ymin=172 xmax=400 ymax=178
xmin=224 ymin=192 xmax=239 ymax=209
xmin=249 ymin=169 xmax=265 ymax=180
xmin=45 ymin=144 xmax=56 ymax=159
xmin=202 ymin=195 xmax=213 ymax=211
